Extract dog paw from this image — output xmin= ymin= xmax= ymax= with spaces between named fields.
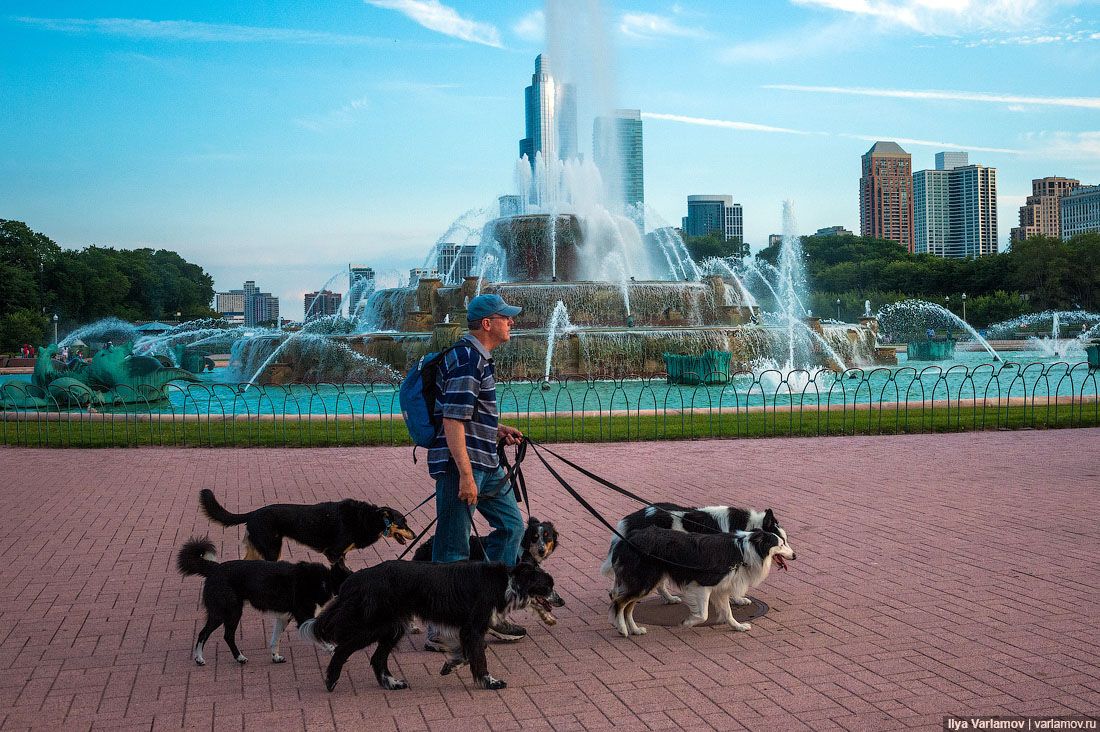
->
xmin=477 ymin=675 xmax=507 ymax=690
xmin=617 ymin=627 xmax=631 ymax=638
xmin=236 ymin=654 xmax=248 ymax=664
xmin=325 ymin=676 xmax=338 ymax=693
xmin=731 ymin=596 xmax=752 ymax=606
xmin=661 ymin=595 xmax=682 ymax=605
xmin=730 ymin=621 xmax=751 ymax=632
xmin=631 ymin=626 xmax=648 ymax=635
xmin=272 ymin=653 xmax=286 ymax=664
xmin=194 ymin=657 xmax=205 ymax=666
xmin=381 ymin=675 xmax=409 ymax=690
xmin=322 ymin=643 xmax=336 ymax=655
xmin=681 ymin=617 xmax=705 ymax=628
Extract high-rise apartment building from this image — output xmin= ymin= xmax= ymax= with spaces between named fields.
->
xmin=437 ymin=243 xmax=479 ymax=282
xmin=409 ymin=268 xmax=439 ymax=287
xmin=914 ymin=152 xmax=999 ymax=258
xmin=304 ymin=290 xmax=342 ymax=321
xmin=241 ymin=280 xmax=279 ymax=327
xmin=347 ymin=265 xmax=375 ymax=318
xmin=681 ymin=196 xmax=743 ymax=242
xmin=1011 ymin=177 xmax=1080 ymax=242
xmin=593 ymin=109 xmax=644 ymax=215
xmin=860 ymin=141 xmax=914 ymax=251
xmin=518 ymin=55 xmax=577 ymax=166
xmin=214 ymin=291 xmax=245 ymax=323
xmin=1060 ymin=185 xmax=1100 ymax=239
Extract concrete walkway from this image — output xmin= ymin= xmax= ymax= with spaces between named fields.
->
xmin=1 ymin=430 xmax=1098 ymax=731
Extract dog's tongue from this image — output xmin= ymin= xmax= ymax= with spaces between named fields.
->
xmin=774 ymin=555 xmax=788 ymax=571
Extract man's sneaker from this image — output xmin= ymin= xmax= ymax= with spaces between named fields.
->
xmin=487 ymin=618 xmax=527 ymax=642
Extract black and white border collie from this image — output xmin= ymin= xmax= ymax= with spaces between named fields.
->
xmin=300 ymin=560 xmax=558 ymax=691
xmin=177 ymin=538 xmax=347 ymax=665
xmin=600 ymin=503 xmax=793 ymax=605
xmin=608 ymin=526 xmax=795 ymax=637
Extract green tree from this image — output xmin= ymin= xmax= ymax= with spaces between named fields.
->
xmin=0 ymin=309 xmax=47 ymax=353
xmin=683 ymin=232 xmax=748 ymax=261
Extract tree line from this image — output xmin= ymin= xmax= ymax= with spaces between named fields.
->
xmin=755 ymin=232 xmax=1100 ymax=327
xmin=1 ymin=219 xmax=216 ymax=352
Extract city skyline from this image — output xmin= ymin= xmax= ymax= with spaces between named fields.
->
xmin=3 ymin=0 xmax=1099 ymax=318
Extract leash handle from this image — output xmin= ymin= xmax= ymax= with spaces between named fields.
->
xmin=498 ymin=440 xmax=531 ymax=521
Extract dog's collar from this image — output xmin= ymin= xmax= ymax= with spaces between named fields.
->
xmin=383 ymin=516 xmax=393 ymax=536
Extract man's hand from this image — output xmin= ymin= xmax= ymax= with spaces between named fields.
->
xmin=498 ymin=425 xmax=524 ymax=446
xmin=458 ymin=473 xmax=478 ymax=505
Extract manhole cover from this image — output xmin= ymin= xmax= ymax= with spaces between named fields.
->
xmin=629 ymin=595 xmax=769 ymax=627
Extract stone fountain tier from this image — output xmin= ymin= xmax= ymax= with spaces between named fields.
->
xmin=371 ymin=275 xmax=758 ymax=333
xmin=325 ymin=320 xmax=886 ymax=382
xmin=489 ymin=214 xmax=583 ymax=281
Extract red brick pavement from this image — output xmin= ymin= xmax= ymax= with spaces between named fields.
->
xmin=1 ymin=430 xmax=1098 ymax=731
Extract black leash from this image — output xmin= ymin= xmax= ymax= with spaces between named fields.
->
xmin=524 ymin=438 xmax=746 ymax=573
xmin=396 ymin=491 xmax=438 ymax=560
xmin=498 ymin=440 xmax=530 ymax=520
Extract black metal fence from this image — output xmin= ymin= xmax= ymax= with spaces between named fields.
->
xmin=2 ymin=361 xmax=1097 ymax=447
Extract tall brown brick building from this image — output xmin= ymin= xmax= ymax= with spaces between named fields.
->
xmin=860 ymin=141 xmax=914 ymax=252
xmin=1010 ymin=176 xmax=1080 ymax=242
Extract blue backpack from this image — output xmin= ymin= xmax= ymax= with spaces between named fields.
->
xmin=399 ymin=344 xmax=463 ymax=447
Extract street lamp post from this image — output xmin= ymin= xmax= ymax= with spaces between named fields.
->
xmin=52 ymin=314 xmax=58 ymax=344
xmin=836 ymin=298 xmax=841 ymax=321
xmin=961 ymin=293 xmax=967 ymax=323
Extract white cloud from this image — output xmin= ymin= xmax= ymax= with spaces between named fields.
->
xmin=765 ymin=84 xmax=1100 ymax=110
xmin=641 ymin=112 xmax=818 ymax=136
xmin=12 ymin=16 xmax=393 ymax=45
xmin=1021 ymin=131 xmax=1100 ymax=160
xmin=618 ymin=12 xmax=709 ymax=41
xmin=295 ymin=97 xmax=370 ymax=133
xmin=962 ymin=29 xmax=1100 ymax=46
xmin=643 ymin=110 xmax=1021 ymax=153
xmin=364 ymin=0 xmax=502 ymax=48
xmin=835 ymin=133 xmax=1020 ymax=153
xmin=790 ymin=0 xmax=1064 ymax=34
xmin=512 ymin=10 xmax=544 ymax=43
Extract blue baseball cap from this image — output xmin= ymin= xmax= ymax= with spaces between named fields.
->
xmin=467 ymin=294 xmax=521 ymax=322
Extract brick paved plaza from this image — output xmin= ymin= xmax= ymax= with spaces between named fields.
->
xmin=2 ymin=429 xmax=1098 ymax=731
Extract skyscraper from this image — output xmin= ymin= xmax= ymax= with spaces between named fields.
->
xmin=1060 ymin=185 xmax=1100 ymax=239
xmin=593 ymin=109 xmax=644 ymax=214
xmin=436 ymin=243 xmax=479 ymax=282
xmin=860 ymin=141 xmax=914 ymax=251
xmin=304 ymin=290 xmax=342 ymax=321
xmin=913 ymin=152 xmax=999 ymax=258
xmin=935 ymin=151 xmax=969 ymax=171
xmin=347 ymin=265 xmax=375 ymax=319
xmin=682 ymin=196 xmax=743 ymax=243
xmin=1010 ymin=177 xmax=1080 ymax=242
xmin=518 ymin=55 xmax=577 ymax=166
xmin=241 ymin=280 xmax=279 ymax=327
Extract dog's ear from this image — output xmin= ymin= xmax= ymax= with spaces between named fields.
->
xmin=762 ymin=509 xmax=777 ymax=531
xmin=527 ymin=516 xmax=539 ymax=528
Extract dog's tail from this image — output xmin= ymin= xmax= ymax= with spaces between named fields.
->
xmin=199 ymin=489 xmax=247 ymax=527
xmin=177 ymin=538 xmax=219 ymax=577
xmin=599 ymin=519 xmax=628 ymax=578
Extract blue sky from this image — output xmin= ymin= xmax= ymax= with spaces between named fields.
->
xmin=3 ymin=0 xmax=1099 ymax=319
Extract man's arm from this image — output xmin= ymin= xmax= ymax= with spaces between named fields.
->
xmin=443 ymin=417 xmax=478 ymax=505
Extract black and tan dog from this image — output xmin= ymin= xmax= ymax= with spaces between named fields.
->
xmin=177 ymin=538 xmax=348 ymax=665
xmin=300 ymin=560 xmax=558 ymax=691
xmin=199 ymin=489 xmax=415 ymax=568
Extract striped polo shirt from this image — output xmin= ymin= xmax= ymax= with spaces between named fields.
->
xmin=427 ymin=334 xmax=500 ymax=478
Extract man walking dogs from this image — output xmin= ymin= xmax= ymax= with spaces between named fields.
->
xmin=426 ymin=294 xmax=527 ymax=648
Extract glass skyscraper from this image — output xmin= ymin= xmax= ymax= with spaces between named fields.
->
xmin=593 ymin=109 xmax=644 ymax=214
xmin=519 ymin=55 xmax=577 ymax=166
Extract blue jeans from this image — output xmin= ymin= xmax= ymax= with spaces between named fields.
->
xmin=432 ymin=463 xmax=524 ymax=565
